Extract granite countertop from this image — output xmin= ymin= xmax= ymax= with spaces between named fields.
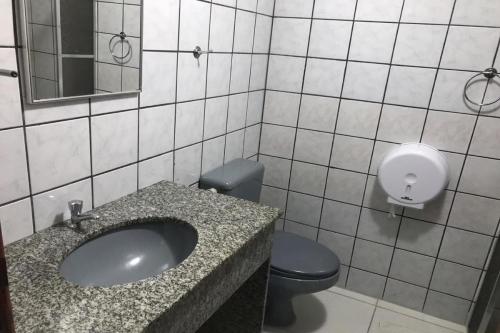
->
xmin=5 ymin=181 xmax=280 ymax=332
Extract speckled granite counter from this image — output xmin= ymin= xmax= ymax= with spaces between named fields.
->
xmin=5 ymin=181 xmax=280 ymax=332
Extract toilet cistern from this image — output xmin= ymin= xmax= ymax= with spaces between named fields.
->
xmin=378 ymin=143 xmax=449 ymax=210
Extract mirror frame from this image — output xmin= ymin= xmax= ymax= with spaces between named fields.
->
xmin=15 ymin=0 xmax=143 ymax=104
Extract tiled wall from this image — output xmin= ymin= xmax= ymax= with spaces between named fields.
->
xmin=258 ymin=0 xmax=500 ymax=324
xmin=0 ymin=0 xmax=274 ymax=244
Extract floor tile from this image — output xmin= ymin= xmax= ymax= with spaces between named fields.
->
xmin=368 ymin=307 xmax=462 ymax=333
xmin=377 ymin=300 xmax=467 ymax=333
xmin=263 ymin=290 xmax=375 ymax=333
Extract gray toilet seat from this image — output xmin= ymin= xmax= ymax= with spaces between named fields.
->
xmin=270 ymin=231 xmax=340 ymax=280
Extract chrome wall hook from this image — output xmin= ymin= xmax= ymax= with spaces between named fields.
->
xmin=193 ymin=46 xmax=213 ymax=67
xmin=0 ymin=69 xmax=18 ymax=78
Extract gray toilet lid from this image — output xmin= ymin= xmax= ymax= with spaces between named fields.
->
xmin=271 ymin=231 xmax=340 ymax=279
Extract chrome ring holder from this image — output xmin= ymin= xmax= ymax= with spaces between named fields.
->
xmin=463 ymin=67 xmax=500 ymax=107
xmin=109 ymin=32 xmax=132 ymax=64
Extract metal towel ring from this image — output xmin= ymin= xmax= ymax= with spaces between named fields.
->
xmin=463 ymin=67 xmax=500 ymax=107
xmin=109 ymin=32 xmax=132 ymax=64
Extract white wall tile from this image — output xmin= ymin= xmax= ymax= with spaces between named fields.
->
xmin=227 ymin=93 xmax=248 ymax=131
xmin=230 ymin=54 xmax=252 ymax=93
xmin=271 ymin=18 xmax=310 ymax=57
xmin=24 ymin=99 xmax=89 ymax=125
xmin=175 ymin=100 xmax=204 ymax=148
xmin=331 ymin=135 xmax=373 ymax=173
xmin=209 ymin=5 xmax=235 ymax=53
xmin=401 ymin=0 xmax=454 ymax=24
xmin=459 ymin=156 xmax=500 ymax=199
xmin=441 ymin=26 xmax=500 ymax=71
xmin=0 ymin=128 xmax=30 ymax=204
xmin=139 ymin=105 xmax=175 ymax=159
xmin=143 ymin=0 xmax=179 ymax=50
xmin=246 ymin=90 xmax=264 ymax=125
xmin=204 ymin=96 xmax=228 ymax=139
xmin=303 ymin=58 xmax=345 ymax=97
xmin=202 ymin=136 xmax=225 ymax=174
xmin=393 ymin=24 xmax=447 ymax=67
xmin=91 ymin=94 xmax=138 ymax=115
xmin=244 ymin=124 xmax=261 ymax=158
xmin=225 ymin=129 xmax=244 ymax=162
xmin=0 ymin=48 xmax=21 ymax=128
xmin=207 ymin=53 xmax=232 ymax=97
xmin=349 ymin=22 xmax=398 ymax=63
xmin=257 ymin=0 xmax=274 ymax=16
xmin=138 ymin=153 xmax=173 ymax=189
xmin=27 ymin=119 xmax=91 ymax=193
xmin=253 ymin=15 xmax=272 ymax=53
xmin=342 ymin=62 xmax=389 ymax=102
xmin=309 ymin=20 xmax=352 ymax=60
xmin=174 ymin=143 xmax=202 ymax=185
xmin=237 ymin=0 xmax=257 ymax=11
xmin=260 ymin=123 xmax=295 ymax=158
xmin=263 ymin=90 xmax=300 ymax=127
xmin=267 ymin=55 xmax=305 ymax=92
xmin=93 ymin=164 xmax=137 ymax=206
xmin=422 ymin=111 xmax=476 ymax=153
xmin=177 ymin=53 xmax=207 ymax=102
xmin=249 ymin=54 xmax=268 ymax=90
xmin=274 ymin=0 xmax=313 ymax=18
xmin=313 ymin=0 xmax=356 ymax=20
xmin=233 ymin=10 xmax=256 ymax=53
xmin=298 ymin=95 xmax=339 ymax=133
xmin=452 ymin=0 xmax=500 ymax=27
xmin=336 ymin=100 xmax=380 ymax=139
xmin=179 ymin=0 xmax=210 ymax=51
xmin=385 ymin=66 xmax=436 ymax=108
xmin=32 ymin=179 xmax=92 ymax=231
xmin=294 ymin=129 xmax=333 ymax=165
xmin=469 ymin=117 xmax=500 ymax=159
xmin=377 ymin=105 xmax=426 ymax=143
xmin=0 ymin=199 xmax=33 ymax=245
xmin=140 ymin=51 xmax=177 ymax=107
xmin=355 ymin=0 xmax=404 ymax=22
xmin=91 ymin=110 xmax=138 ymax=174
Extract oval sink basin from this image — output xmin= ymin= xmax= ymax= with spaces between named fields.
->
xmin=59 ymin=219 xmax=198 ymax=287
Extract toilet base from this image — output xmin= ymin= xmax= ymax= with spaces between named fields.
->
xmin=264 ymin=270 xmax=340 ymax=327
xmin=264 ymin=286 xmax=296 ymax=326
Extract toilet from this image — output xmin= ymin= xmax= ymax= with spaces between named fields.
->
xmin=200 ymin=159 xmax=340 ymax=326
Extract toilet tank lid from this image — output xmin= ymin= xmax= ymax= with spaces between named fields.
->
xmin=199 ymin=158 xmax=264 ymax=191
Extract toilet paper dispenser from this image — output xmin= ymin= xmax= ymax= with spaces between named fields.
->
xmin=377 ymin=143 xmax=449 ymax=210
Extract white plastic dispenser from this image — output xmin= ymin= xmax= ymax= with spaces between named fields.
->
xmin=378 ymin=143 xmax=449 ymax=210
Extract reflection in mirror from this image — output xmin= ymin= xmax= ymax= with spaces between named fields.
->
xmin=23 ymin=0 xmax=142 ymax=102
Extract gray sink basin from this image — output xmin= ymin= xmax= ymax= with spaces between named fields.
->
xmin=59 ymin=219 xmax=198 ymax=287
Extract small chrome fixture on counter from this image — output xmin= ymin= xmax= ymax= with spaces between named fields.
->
xmin=464 ymin=67 xmax=500 ymax=107
xmin=66 ymin=200 xmax=99 ymax=232
xmin=0 ymin=69 xmax=18 ymax=78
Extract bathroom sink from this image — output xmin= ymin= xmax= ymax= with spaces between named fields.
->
xmin=59 ymin=219 xmax=198 ymax=287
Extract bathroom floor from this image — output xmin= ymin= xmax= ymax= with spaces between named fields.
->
xmin=262 ymin=287 xmax=467 ymax=333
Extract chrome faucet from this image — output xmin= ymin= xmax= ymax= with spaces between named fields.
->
xmin=66 ymin=200 xmax=99 ymax=232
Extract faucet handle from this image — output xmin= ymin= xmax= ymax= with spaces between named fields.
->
xmin=68 ymin=200 xmax=83 ymax=217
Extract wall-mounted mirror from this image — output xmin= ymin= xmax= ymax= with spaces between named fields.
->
xmin=17 ymin=0 xmax=142 ymax=104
